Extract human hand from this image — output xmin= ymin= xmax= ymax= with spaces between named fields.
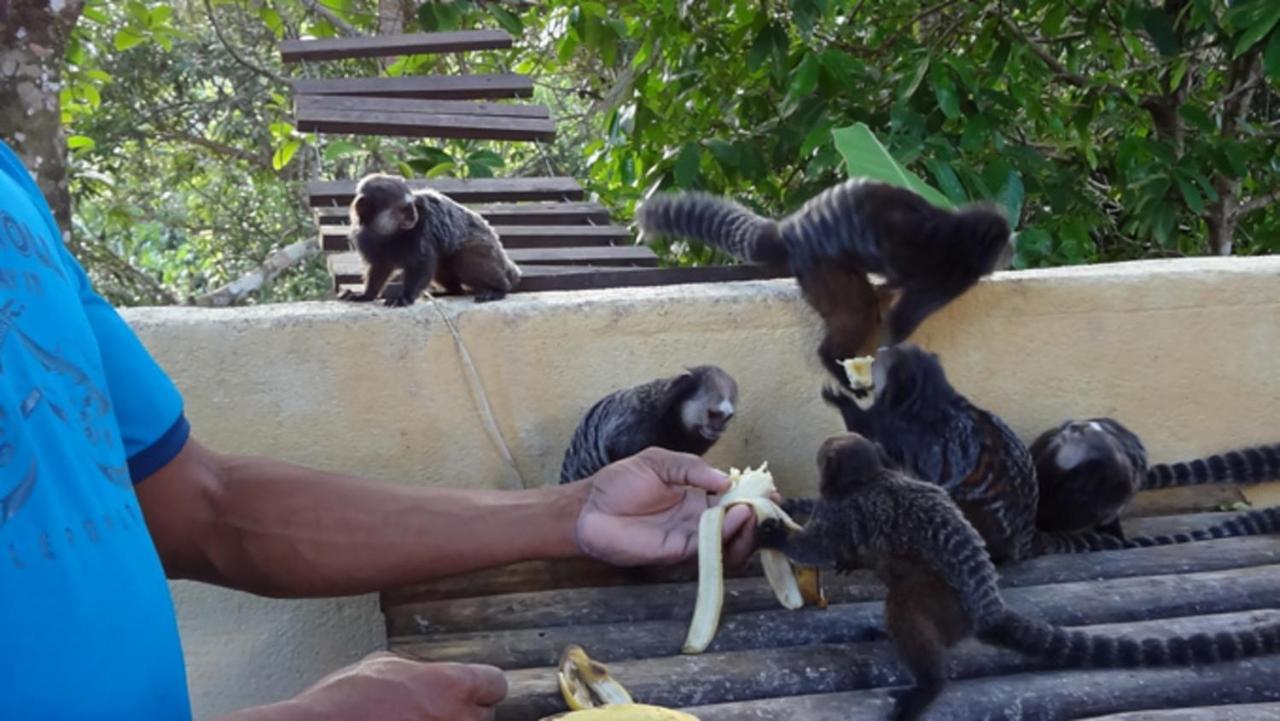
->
xmin=574 ymin=447 xmax=758 ymax=567
xmin=248 ymin=652 xmax=507 ymax=721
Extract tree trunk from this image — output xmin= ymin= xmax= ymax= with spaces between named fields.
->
xmin=0 ymin=0 xmax=86 ymax=243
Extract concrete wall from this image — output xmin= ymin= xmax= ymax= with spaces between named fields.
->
xmin=121 ymin=256 xmax=1280 ymax=719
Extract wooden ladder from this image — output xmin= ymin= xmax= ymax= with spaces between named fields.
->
xmin=284 ymin=29 xmax=782 ymax=297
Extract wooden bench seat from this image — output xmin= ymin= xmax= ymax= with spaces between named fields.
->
xmin=319 ymin=224 xmax=632 ymax=252
xmin=377 ymin=509 xmax=1280 ymax=720
xmin=293 ymin=73 xmax=533 ymax=100
xmin=308 ymin=177 xmax=584 ymax=205
xmin=281 ymin=30 xmax=513 ymax=62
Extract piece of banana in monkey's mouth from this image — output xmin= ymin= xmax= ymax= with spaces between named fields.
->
xmin=838 ymin=356 xmax=876 ymax=410
xmin=683 ymin=463 xmax=806 ymax=655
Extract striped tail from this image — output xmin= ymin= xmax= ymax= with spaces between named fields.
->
xmin=980 ymin=609 xmax=1280 ymax=668
xmin=776 ymin=179 xmax=882 ymax=277
xmin=1144 ymin=444 xmax=1280 ymax=489
xmin=1032 ymin=506 xmax=1280 ymax=555
xmin=636 ymin=192 xmax=788 ymax=266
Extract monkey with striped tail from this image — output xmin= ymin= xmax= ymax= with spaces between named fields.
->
xmin=759 ymin=433 xmax=1280 ymax=721
xmin=637 ymin=180 xmax=1014 ymax=362
xmin=1031 ymin=416 xmax=1280 ymax=537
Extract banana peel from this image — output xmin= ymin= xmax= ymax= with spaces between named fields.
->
xmin=542 ymin=706 xmax=701 ymax=720
xmin=548 ymin=645 xmax=699 ymax=721
xmin=683 ymin=463 xmax=805 ymax=655
xmin=558 ymin=645 xmax=633 ymax=710
xmin=795 ymin=565 xmax=827 ymax=609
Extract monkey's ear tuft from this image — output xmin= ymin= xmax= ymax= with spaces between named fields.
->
xmin=352 ymin=195 xmax=373 ymax=223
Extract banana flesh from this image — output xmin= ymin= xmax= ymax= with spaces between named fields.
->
xmin=683 ymin=463 xmax=805 ymax=654
xmin=838 ymin=355 xmax=876 ymax=410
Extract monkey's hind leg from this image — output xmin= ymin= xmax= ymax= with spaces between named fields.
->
xmin=449 ymin=242 xmax=519 ymax=303
xmin=339 ymin=262 xmax=393 ymax=303
xmin=884 ymin=570 xmax=968 ymax=721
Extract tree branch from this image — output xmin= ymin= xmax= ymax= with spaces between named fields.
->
xmin=156 ymin=130 xmax=275 ymax=173
xmin=998 ymin=14 xmax=1128 ymax=98
xmin=1233 ymin=188 xmax=1280 ymax=219
xmin=192 ymin=238 xmax=319 ymax=307
xmin=299 ymin=0 xmax=361 ymax=37
xmin=203 ymin=0 xmax=289 ymax=86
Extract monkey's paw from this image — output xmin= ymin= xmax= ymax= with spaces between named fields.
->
xmin=756 ymin=518 xmax=789 ymax=550
xmin=338 ymin=289 xmax=372 ymax=302
xmin=384 ymin=295 xmax=417 ymax=308
xmin=473 ymin=289 xmax=507 ymax=303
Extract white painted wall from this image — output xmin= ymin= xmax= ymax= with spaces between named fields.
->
xmin=120 ymin=256 xmax=1280 ymax=718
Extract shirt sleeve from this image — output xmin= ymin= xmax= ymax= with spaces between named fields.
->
xmin=0 ymin=142 xmax=190 ymax=483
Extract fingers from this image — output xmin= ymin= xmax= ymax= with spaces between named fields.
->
xmin=722 ymin=505 xmax=757 ymax=568
xmin=635 ymin=447 xmax=730 ymax=494
xmin=456 ymin=663 xmax=508 ymax=706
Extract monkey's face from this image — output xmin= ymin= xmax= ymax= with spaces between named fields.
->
xmin=869 ymin=343 xmax=951 ymax=411
xmin=1031 ymin=418 xmax=1144 ymax=531
xmin=351 ymin=174 xmax=420 ymax=237
xmin=678 ymin=366 xmax=738 ymax=441
xmin=818 ymin=433 xmax=888 ymax=499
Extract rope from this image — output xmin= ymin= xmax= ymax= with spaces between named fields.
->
xmin=424 ymin=291 xmax=527 ymax=490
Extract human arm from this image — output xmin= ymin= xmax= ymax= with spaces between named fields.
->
xmin=215 ymin=653 xmax=506 ymax=721
xmin=135 ymin=441 xmax=758 ymax=596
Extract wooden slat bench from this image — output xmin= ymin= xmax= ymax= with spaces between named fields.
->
xmin=281 ymin=30 xmax=513 ymax=62
xmin=296 ymin=105 xmax=556 ymax=141
xmin=312 ymin=202 xmax=613 ymax=226
xmin=308 ymin=177 xmax=584 ymax=206
xmin=380 ymin=509 xmax=1280 ymax=721
xmin=292 ymin=73 xmax=533 ymax=100
xmin=296 ymin=95 xmax=551 ymax=119
xmin=319 ymin=224 xmax=633 ymax=252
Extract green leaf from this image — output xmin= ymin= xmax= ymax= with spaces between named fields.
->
xmin=1176 ymin=176 xmax=1205 ymax=214
xmin=114 ymin=29 xmax=146 ymax=51
xmin=490 ymin=5 xmax=524 ymax=35
xmin=1230 ymin=1 xmax=1280 ymax=57
xmin=930 ymin=65 xmax=961 ymax=119
xmin=1266 ymin=30 xmax=1280 ymax=81
xmin=673 ymin=142 xmax=700 ymax=187
xmin=259 ymin=7 xmax=284 ymax=37
xmin=272 ymin=140 xmax=300 ymax=171
xmin=81 ymin=83 xmax=101 ymax=109
xmin=831 ymin=123 xmax=954 ymax=209
xmin=323 ymin=141 xmax=362 ymax=161
xmin=67 ymin=135 xmax=96 ymax=151
xmin=705 ymin=138 xmax=740 ymax=169
xmin=426 ymin=161 xmax=456 ymax=178
xmin=1141 ymin=9 xmax=1179 ymax=56
xmin=799 ymin=122 xmax=833 ymax=157
xmin=786 ymin=53 xmax=820 ymax=105
xmin=991 ymin=165 xmax=1025 ymax=225
xmin=923 ymin=158 xmax=967 ymax=205
xmin=897 ymin=53 xmax=930 ymax=102
xmin=466 ymin=160 xmax=495 ymax=178
xmin=398 ymin=161 xmax=417 ymax=178
xmin=1178 ymin=104 xmax=1215 ymax=132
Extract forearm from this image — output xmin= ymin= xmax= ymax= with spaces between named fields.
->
xmin=192 ymin=452 xmax=589 ymax=597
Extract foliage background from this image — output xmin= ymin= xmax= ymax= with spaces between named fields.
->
xmin=9 ymin=0 xmax=1280 ymax=305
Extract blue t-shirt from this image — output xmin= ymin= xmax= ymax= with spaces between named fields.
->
xmin=0 ymin=141 xmax=193 ymax=720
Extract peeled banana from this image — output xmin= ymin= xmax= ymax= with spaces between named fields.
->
xmin=683 ymin=463 xmax=804 ymax=654
xmin=838 ymin=355 xmax=877 ymax=410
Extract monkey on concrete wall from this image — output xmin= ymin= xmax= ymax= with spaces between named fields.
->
xmin=340 ymin=173 xmax=521 ymax=306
